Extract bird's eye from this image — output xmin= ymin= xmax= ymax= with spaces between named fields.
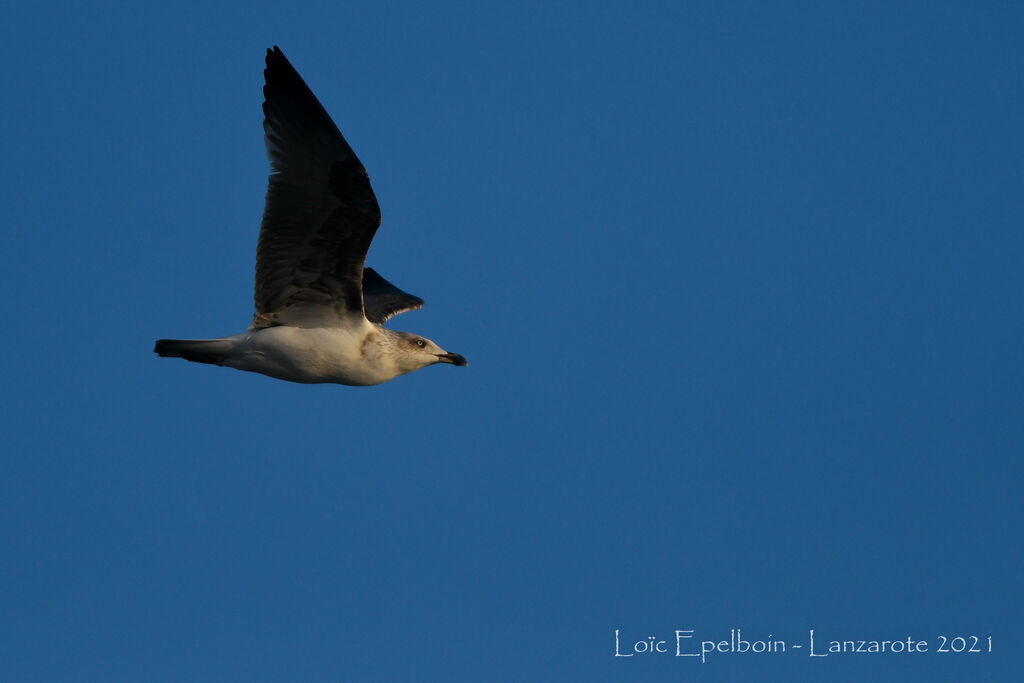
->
xmin=416 ymin=339 xmax=426 ymax=348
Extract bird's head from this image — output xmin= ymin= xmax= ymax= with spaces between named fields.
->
xmin=392 ymin=331 xmax=468 ymax=373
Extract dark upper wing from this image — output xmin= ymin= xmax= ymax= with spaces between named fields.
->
xmin=362 ymin=268 xmax=424 ymax=324
xmin=251 ymin=46 xmax=381 ymax=328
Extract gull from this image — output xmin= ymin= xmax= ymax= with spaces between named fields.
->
xmin=154 ymin=46 xmax=466 ymax=385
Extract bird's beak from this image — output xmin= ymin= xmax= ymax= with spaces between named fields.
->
xmin=435 ymin=352 xmax=468 ymax=366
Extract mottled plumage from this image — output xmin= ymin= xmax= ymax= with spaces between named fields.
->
xmin=155 ymin=47 xmax=466 ymax=385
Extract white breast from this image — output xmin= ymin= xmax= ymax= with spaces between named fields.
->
xmin=224 ymin=322 xmax=396 ymax=385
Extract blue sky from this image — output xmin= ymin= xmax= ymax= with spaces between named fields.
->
xmin=1 ymin=2 xmax=1021 ymax=681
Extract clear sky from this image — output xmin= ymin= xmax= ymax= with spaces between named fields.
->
xmin=2 ymin=2 xmax=1021 ymax=681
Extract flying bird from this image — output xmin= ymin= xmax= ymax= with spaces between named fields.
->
xmin=155 ymin=47 xmax=466 ymax=385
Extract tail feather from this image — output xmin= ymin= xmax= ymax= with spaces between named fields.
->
xmin=154 ymin=338 xmax=234 ymax=366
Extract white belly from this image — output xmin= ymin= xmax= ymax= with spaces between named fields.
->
xmin=224 ymin=324 xmax=394 ymax=385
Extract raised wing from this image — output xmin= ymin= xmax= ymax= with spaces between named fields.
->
xmin=251 ymin=46 xmax=381 ymax=328
xmin=362 ymin=268 xmax=424 ymax=324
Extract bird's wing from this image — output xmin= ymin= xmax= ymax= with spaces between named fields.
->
xmin=362 ymin=267 xmax=424 ymax=324
xmin=251 ymin=46 xmax=381 ymax=329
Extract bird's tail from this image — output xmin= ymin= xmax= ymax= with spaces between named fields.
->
xmin=154 ymin=338 xmax=236 ymax=366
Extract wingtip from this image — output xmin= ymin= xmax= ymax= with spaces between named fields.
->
xmin=266 ymin=45 xmax=287 ymax=68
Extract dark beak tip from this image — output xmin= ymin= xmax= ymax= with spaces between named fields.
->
xmin=440 ymin=353 xmax=468 ymax=367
